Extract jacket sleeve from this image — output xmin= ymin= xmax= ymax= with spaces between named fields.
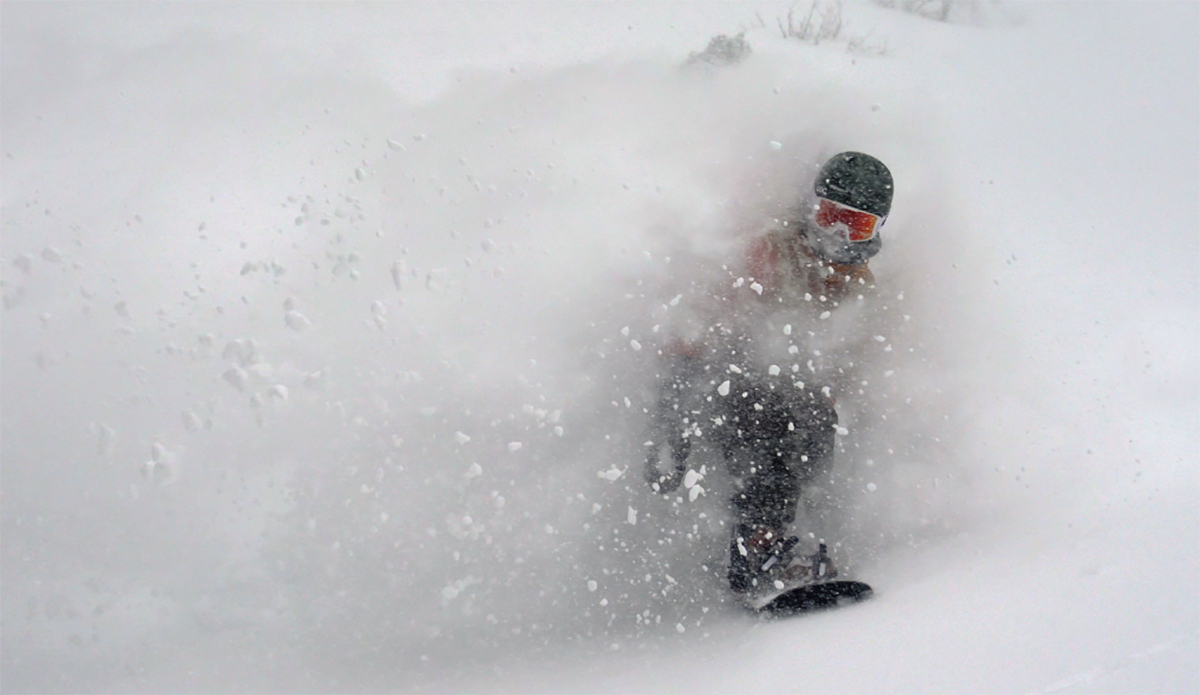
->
xmin=643 ymin=351 xmax=700 ymax=492
xmin=744 ymin=234 xmax=780 ymax=297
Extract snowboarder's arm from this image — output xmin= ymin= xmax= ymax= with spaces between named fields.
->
xmin=745 ymin=234 xmax=778 ymax=288
xmin=643 ymin=350 xmax=700 ymax=493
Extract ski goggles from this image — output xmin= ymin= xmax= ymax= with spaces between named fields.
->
xmin=813 ymin=198 xmax=882 ymax=243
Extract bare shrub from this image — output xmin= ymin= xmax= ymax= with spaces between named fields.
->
xmin=778 ymin=1 xmax=845 ymax=44
xmin=882 ymin=0 xmax=953 ymax=22
xmin=775 ymin=1 xmax=888 ymax=56
xmin=686 ymin=32 xmax=753 ymax=67
xmin=875 ymin=0 xmax=1001 ymax=25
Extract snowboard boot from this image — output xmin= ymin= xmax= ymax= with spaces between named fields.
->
xmin=729 ymin=526 xmax=801 ymax=595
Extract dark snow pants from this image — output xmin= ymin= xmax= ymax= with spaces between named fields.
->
xmin=710 ymin=376 xmax=837 ymax=592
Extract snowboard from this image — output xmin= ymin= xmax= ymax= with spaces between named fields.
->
xmin=735 ymin=540 xmax=873 ymax=616
xmin=751 ymin=579 xmax=873 ymax=616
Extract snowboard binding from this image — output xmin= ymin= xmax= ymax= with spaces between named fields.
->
xmin=737 ymin=538 xmax=869 ymax=614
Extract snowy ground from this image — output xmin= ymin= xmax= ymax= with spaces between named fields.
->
xmin=2 ymin=2 xmax=1196 ymax=693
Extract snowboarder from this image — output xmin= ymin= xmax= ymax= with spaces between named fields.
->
xmin=643 ymin=151 xmax=893 ymax=602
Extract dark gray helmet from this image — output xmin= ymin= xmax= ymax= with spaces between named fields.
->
xmin=802 ymin=152 xmax=892 ymax=264
xmin=814 ymin=151 xmax=893 ymax=217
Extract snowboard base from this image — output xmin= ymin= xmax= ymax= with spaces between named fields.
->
xmin=753 ymin=580 xmax=873 ymax=616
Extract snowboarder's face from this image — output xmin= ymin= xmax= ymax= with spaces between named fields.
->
xmin=813 ymin=198 xmax=882 ymax=243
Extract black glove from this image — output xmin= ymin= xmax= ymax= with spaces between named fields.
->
xmin=644 ymin=432 xmax=690 ymax=493
xmin=643 ymin=355 xmax=699 ymax=494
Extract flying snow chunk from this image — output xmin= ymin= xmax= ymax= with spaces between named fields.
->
xmin=304 ymin=370 xmax=325 ymax=390
xmin=630 ymin=340 xmax=642 ymax=351
xmin=390 ymin=261 xmax=406 ymax=290
xmin=750 ymin=282 xmax=764 ymax=295
xmin=689 ymin=485 xmax=704 ymax=502
xmin=598 ymin=466 xmax=624 ymax=482
xmin=269 ymin=384 xmax=289 ymax=401
xmin=222 ymin=338 xmax=260 ymax=365
xmin=627 ymin=507 xmax=637 ymax=525
xmin=669 ymin=294 xmax=682 ymax=307
xmin=783 ymin=324 xmax=792 ymax=335
xmin=223 ymin=365 xmax=249 ymax=392
xmin=769 ymin=141 xmax=783 ymax=151
xmin=621 ymin=326 xmax=630 ymax=337
xmin=507 ymin=442 xmax=523 ymax=453
xmin=819 ymin=311 xmax=831 ymax=320
xmin=683 ymin=469 xmax=704 ymax=489
xmin=717 ymin=380 xmax=731 ymax=396
xmin=676 ymin=623 xmax=686 ymax=633
xmin=874 ymin=335 xmax=887 ymax=342
xmin=867 ymin=482 xmax=878 ymax=492
xmin=454 ymin=431 xmax=471 ymax=445
xmin=587 ymin=580 xmax=598 ymax=592
xmin=768 ymin=365 xmax=781 ymax=376
xmin=284 ymin=310 xmax=312 ymax=331
xmin=142 ymin=444 xmax=179 ymax=486
xmin=97 ymin=424 xmax=117 ymax=457
xmin=466 ymin=462 xmax=483 ymax=478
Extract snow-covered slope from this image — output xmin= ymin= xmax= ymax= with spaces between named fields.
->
xmin=2 ymin=3 xmax=1196 ymax=693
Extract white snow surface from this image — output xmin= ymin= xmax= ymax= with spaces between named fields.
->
xmin=2 ymin=2 xmax=1197 ymax=693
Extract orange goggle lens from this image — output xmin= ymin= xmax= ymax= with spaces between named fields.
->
xmin=814 ymin=198 xmax=881 ymax=242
